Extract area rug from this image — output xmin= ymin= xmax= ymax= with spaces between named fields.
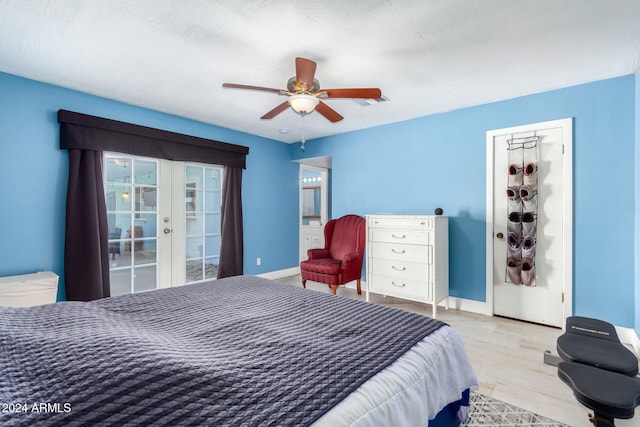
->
xmin=462 ymin=392 xmax=569 ymax=426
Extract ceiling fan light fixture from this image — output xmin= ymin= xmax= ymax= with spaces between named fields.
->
xmin=288 ymin=94 xmax=319 ymax=115
xmin=223 ymin=57 xmax=380 ymax=123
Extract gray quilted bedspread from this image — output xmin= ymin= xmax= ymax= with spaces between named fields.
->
xmin=0 ymin=275 xmax=445 ymax=426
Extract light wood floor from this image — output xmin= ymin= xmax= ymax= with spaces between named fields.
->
xmin=276 ymin=275 xmax=639 ymax=426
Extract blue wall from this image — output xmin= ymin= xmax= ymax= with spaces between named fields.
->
xmin=636 ymin=71 xmax=640 ymax=335
xmin=0 ymin=72 xmax=299 ymax=300
xmin=292 ymin=75 xmax=637 ymax=328
xmin=1 ymin=71 xmax=637 ymax=329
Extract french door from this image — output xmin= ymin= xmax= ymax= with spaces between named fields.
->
xmin=104 ymin=153 xmax=222 ymax=296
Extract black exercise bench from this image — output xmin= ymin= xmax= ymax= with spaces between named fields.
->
xmin=551 ymin=316 xmax=640 ymax=426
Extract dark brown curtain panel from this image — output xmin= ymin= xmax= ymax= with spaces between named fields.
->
xmin=64 ymin=149 xmax=111 ymax=300
xmin=217 ymin=167 xmax=243 ymax=278
xmin=58 ymin=110 xmax=249 ymax=300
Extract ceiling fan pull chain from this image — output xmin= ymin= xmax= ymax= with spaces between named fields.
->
xmin=301 ymin=115 xmax=306 ymax=151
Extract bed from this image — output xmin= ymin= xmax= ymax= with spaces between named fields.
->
xmin=0 ymin=275 xmax=477 ymax=426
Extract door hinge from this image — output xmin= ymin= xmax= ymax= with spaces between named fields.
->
xmin=562 ymin=292 xmax=565 ymax=303
xmin=562 ymin=144 xmax=565 ymax=154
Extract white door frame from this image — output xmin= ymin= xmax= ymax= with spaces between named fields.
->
xmin=485 ymin=118 xmax=573 ymax=322
xmin=299 ymin=164 xmax=329 ymax=261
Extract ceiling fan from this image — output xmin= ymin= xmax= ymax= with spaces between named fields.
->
xmin=222 ymin=57 xmax=382 ymax=123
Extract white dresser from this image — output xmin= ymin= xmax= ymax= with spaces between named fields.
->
xmin=366 ymin=215 xmax=449 ymax=318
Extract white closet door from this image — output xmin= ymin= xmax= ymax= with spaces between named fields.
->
xmin=487 ymin=119 xmax=572 ymax=327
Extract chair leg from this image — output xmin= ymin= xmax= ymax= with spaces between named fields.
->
xmin=329 ymin=284 xmax=339 ymax=295
xmin=356 ymin=279 xmax=361 ymax=295
xmin=302 ymin=279 xmax=307 ymax=289
xmin=589 ymin=412 xmax=615 ymax=427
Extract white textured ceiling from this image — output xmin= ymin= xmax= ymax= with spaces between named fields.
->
xmin=1 ymin=0 xmax=639 ymax=143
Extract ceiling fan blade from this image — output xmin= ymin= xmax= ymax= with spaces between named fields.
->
xmin=319 ymin=88 xmax=382 ymax=99
xmin=315 ymin=101 xmax=344 ymax=123
xmin=223 ymin=83 xmax=284 ymax=94
xmin=295 ymin=57 xmax=317 ymax=90
xmin=260 ymin=101 xmax=290 ymax=120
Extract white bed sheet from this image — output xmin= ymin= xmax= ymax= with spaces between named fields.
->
xmin=313 ymin=325 xmax=478 ymax=427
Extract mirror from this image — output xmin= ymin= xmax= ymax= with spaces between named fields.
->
xmin=301 ymin=170 xmax=322 ymax=226
xmin=302 ymin=186 xmax=321 ymax=225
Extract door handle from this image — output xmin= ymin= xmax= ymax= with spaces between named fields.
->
xmin=496 ymin=232 xmax=504 ymax=239
xmin=164 ymin=228 xmax=172 ymax=234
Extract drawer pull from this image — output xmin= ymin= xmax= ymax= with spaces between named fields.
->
xmin=391 ymin=265 xmax=406 ymax=271
xmin=391 ymin=248 xmax=406 ymax=254
xmin=392 ymin=281 xmax=406 ymax=287
xmin=392 ymin=234 xmax=406 ymax=239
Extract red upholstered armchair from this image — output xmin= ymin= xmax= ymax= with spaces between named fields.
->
xmin=300 ymin=214 xmax=366 ymax=295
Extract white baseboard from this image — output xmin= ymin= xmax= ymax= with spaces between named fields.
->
xmin=256 ymin=267 xmax=300 ymax=280
xmin=445 ymin=296 xmax=487 ymax=315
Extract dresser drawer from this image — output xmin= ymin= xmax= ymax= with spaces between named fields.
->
xmin=371 ymin=258 xmax=428 ymax=280
xmin=369 ymin=274 xmax=431 ymax=301
xmin=370 ymin=242 xmax=428 ymax=263
xmin=370 ymin=229 xmax=430 ymax=245
xmin=368 ymin=216 xmax=433 ymax=229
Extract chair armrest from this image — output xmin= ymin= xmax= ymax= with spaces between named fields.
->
xmin=340 ymin=252 xmax=363 ymax=280
xmin=340 ymin=252 xmax=360 ymax=266
xmin=307 ymin=248 xmax=331 ymax=260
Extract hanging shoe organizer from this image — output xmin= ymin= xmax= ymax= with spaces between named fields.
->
xmin=505 ymin=135 xmax=539 ymax=286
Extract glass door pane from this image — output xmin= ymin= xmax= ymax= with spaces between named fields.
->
xmin=105 ymin=154 xmax=159 ymax=296
xmin=185 ymin=164 xmax=222 ymax=283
